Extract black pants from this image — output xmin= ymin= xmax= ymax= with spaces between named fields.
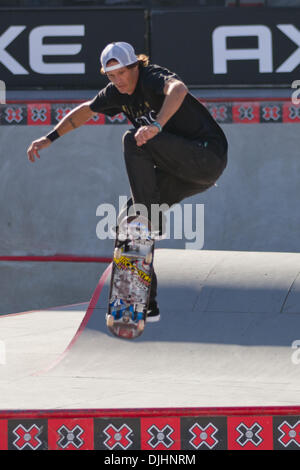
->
xmin=118 ymin=129 xmax=228 ymax=302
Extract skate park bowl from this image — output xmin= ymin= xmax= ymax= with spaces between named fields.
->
xmin=1 ymin=95 xmax=300 ymax=450
xmin=1 ymin=248 xmax=300 ymax=450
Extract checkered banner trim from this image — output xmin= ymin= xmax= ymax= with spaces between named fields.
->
xmin=1 ymin=413 xmax=300 ymax=450
xmin=0 ymin=100 xmax=299 ymax=126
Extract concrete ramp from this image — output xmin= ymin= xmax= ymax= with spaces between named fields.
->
xmin=25 ymin=248 xmax=300 ymax=409
xmin=0 ymin=302 xmax=87 ymax=393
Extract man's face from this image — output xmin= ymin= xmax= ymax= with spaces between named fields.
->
xmin=105 ymin=59 xmax=139 ymax=95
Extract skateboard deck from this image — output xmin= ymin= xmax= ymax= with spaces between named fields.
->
xmin=106 ymin=215 xmax=154 ymax=340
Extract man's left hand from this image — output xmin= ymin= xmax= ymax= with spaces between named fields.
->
xmin=134 ymin=125 xmax=159 ymax=147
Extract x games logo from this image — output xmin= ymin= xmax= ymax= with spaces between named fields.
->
xmin=147 ymin=425 xmax=175 ymax=449
xmin=278 ymin=421 xmax=300 ymax=448
xmin=4 ymin=106 xmax=23 ymax=124
xmin=57 ymin=425 xmax=84 ymax=449
xmin=13 ymin=424 xmax=43 ymax=450
xmin=238 ymin=105 xmax=254 ymax=121
xmin=30 ymin=107 xmax=48 ymax=123
xmin=262 ymin=105 xmax=281 ymax=121
xmin=189 ymin=423 xmax=219 ymax=449
xmin=236 ymin=422 xmax=263 ymax=447
xmin=103 ymin=424 xmax=133 ymax=450
xmin=207 ymin=104 xmax=230 ymax=123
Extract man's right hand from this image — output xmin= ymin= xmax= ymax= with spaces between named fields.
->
xmin=27 ymin=136 xmax=52 ymax=162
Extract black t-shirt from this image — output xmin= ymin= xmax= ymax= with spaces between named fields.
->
xmin=90 ymin=64 xmax=227 ymax=148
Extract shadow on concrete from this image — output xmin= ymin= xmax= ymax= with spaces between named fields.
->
xmin=79 ymin=249 xmax=300 ymax=347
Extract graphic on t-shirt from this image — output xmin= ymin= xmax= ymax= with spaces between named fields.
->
xmin=122 ymin=101 xmax=157 ymax=127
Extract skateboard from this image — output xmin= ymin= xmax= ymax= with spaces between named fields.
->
xmin=106 ymin=215 xmax=155 ymax=340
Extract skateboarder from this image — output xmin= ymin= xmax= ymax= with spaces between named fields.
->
xmin=27 ymin=41 xmax=228 ymax=323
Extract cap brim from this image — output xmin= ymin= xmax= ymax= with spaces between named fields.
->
xmin=104 ymin=62 xmax=125 ymax=72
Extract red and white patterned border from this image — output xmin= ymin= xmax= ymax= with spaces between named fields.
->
xmin=0 ymin=407 xmax=300 ymax=450
xmin=1 ymin=99 xmax=299 ymax=125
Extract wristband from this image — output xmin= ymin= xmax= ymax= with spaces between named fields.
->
xmin=46 ymin=129 xmax=60 ymax=142
xmin=152 ymin=121 xmax=162 ymax=133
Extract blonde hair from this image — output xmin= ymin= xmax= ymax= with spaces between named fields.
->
xmin=100 ymin=54 xmax=149 ymax=75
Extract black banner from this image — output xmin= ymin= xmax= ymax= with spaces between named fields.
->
xmin=0 ymin=8 xmax=146 ymax=89
xmin=1 ymin=7 xmax=300 ymax=88
xmin=151 ymin=7 xmax=300 ymax=86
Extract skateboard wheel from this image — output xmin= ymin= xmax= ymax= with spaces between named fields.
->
xmin=106 ymin=314 xmax=114 ymax=328
xmin=145 ymin=252 xmax=153 ymax=264
xmin=137 ymin=319 xmax=145 ymax=332
xmin=114 ymin=247 xmax=122 ymax=260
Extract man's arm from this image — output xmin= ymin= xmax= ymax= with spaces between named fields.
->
xmin=134 ymin=79 xmax=188 ymax=147
xmin=52 ymin=101 xmax=96 ymax=136
xmin=156 ymin=79 xmax=188 ymax=128
xmin=27 ymin=101 xmax=96 ymax=162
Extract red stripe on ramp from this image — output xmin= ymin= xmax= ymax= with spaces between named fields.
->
xmin=0 ymin=405 xmax=300 ymax=419
xmin=34 ymin=263 xmax=112 ymax=375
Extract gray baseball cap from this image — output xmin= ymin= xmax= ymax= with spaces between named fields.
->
xmin=100 ymin=42 xmax=138 ymax=72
